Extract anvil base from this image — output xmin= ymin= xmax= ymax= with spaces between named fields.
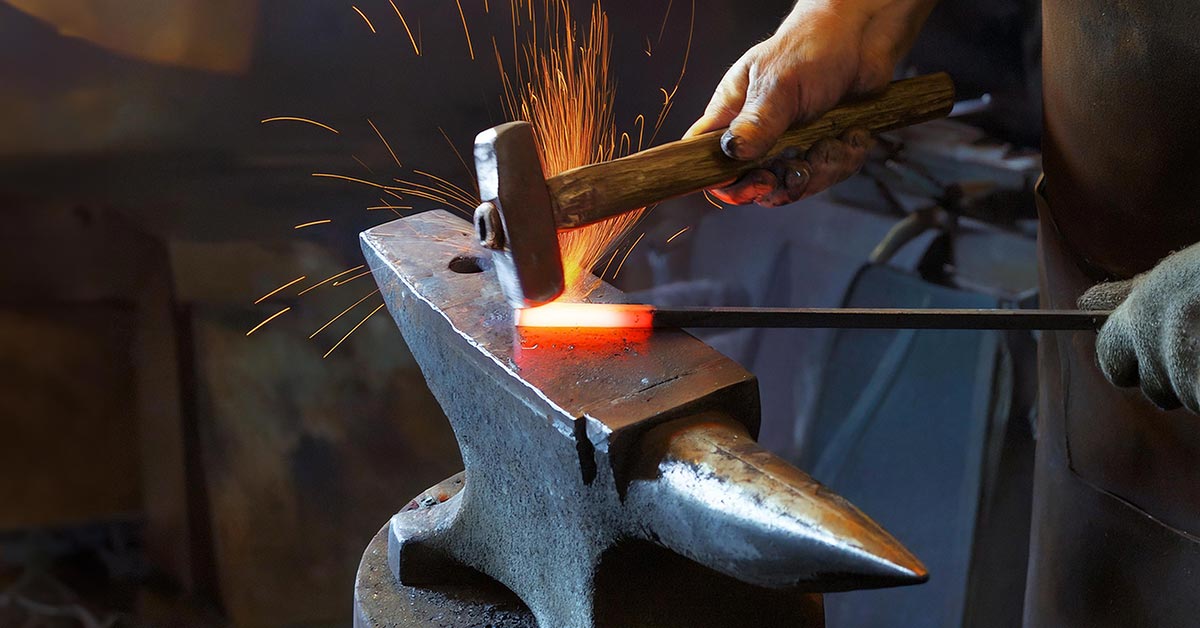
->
xmin=354 ymin=474 xmax=826 ymax=628
xmin=354 ymin=521 xmax=535 ymax=628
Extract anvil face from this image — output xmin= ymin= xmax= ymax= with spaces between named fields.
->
xmin=360 ymin=211 xmax=925 ymax=628
xmin=361 ymin=210 xmax=762 ymax=455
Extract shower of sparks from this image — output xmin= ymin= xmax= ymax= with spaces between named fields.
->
xmin=260 ymin=117 xmax=340 ymax=134
xmin=255 ymin=276 xmax=307 ymax=304
xmin=310 ymin=288 xmax=382 ymax=338
xmin=323 ymin=302 xmax=387 ymax=358
xmin=247 ymin=307 xmax=291 ymax=336
xmin=368 ymin=118 xmax=403 ymax=167
xmin=389 ymin=174 xmax=475 ymax=217
xmin=299 ymin=265 xmax=365 ymax=296
xmin=390 ymin=0 xmax=422 ymax=55
xmin=352 ymin=6 xmax=377 ymax=33
xmin=258 ymin=1 xmax=697 ymax=356
xmin=701 ymin=189 xmax=724 ymax=208
xmin=495 ymin=0 xmax=647 ymax=299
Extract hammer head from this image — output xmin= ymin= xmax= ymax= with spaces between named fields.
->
xmin=473 ymin=121 xmax=563 ymax=309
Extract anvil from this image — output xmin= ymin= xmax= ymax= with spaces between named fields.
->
xmin=354 ymin=210 xmax=926 ymax=628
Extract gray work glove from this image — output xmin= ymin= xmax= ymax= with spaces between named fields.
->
xmin=1078 ymin=242 xmax=1200 ymax=413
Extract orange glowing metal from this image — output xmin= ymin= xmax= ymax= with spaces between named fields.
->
xmin=516 ymin=302 xmax=654 ymax=329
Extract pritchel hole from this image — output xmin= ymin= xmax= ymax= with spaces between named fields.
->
xmin=448 ymin=255 xmax=488 ymax=274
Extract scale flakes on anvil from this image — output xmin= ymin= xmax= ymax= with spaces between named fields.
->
xmin=355 ymin=210 xmax=926 ymax=628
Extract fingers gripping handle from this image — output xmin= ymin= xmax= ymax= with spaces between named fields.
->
xmin=548 ymin=73 xmax=956 ymax=230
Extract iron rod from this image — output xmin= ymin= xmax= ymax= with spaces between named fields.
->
xmin=649 ymin=307 xmax=1110 ymax=331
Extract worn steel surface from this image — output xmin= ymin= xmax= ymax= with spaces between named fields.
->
xmin=358 ymin=210 xmax=926 ymax=628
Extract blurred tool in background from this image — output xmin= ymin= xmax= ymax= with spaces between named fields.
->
xmin=4 ymin=0 xmax=258 ymax=73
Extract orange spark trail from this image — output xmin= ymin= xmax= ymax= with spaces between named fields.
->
xmin=666 ymin=226 xmax=690 ymax=243
xmin=352 ymin=6 xmax=377 ymax=33
xmin=367 ymin=118 xmax=402 ymax=167
xmin=650 ymin=0 xmax=694 ymax=143
xmin=310 ymin=288 xmax=382 ymax=338
xmin=261 ymin=117 xmax=340 ymax=134
xmin=332 ymin=269 xmax=375 ymax=287
xmin=389 ymin=0 xmax=421 ymax=55
xmin=352 ymin=155 xmax=376 ymax=175
xmin=657 ymin=0 xmax=674 ymax=43
xmin=323 ymin=302 xmax=387 ymax=358
xmin=294 ymin=219 xmax=332 ymax=229
xmin=455 ymin=0 xmax=476 ymax=59
xmin=311 ymin=172 xmax=399 ymax=191
xmin=437 ymin=126 xmax=477 ymax=193
xmin=255 ymin=276 xmax=307 ymax=304
xmin=613 ymin=232 xmax=646 ymax=279
xmin=299 ymin=265 xmax=365 ymax=296
xmin=247 ymin=307 xmax=291 ymax=336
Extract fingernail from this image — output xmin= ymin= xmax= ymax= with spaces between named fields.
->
xmin=721 ymin=131 xmax=740 ymax=158
xmin=786 ymin=165 xmax=810 ymax=189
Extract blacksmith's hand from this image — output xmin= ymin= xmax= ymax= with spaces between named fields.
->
xmin=685 ymin=0 xmax=938 ymax=207
xmin=1078 ymin=242 xmax=1200 ymax=413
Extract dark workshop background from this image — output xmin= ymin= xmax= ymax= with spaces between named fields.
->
xmin=0 ymin=1 xmax=1042 ymax=626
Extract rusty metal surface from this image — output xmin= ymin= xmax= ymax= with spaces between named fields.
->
xmin=359 ymin=210 xmax=925 ymax=628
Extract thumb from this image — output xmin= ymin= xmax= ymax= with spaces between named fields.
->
xmin=724 ymin=75 xmax=799 ymax=161
xmin=1077 ymin=279 xmax=1136 ymax=311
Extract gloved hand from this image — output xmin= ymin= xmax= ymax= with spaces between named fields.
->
xmin=685 ymin=0 xmax=939 ymax=206
xmin=1078 ymin=242 xmax=1200 ymax=413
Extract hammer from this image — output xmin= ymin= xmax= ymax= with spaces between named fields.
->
xmin=473 ymin=73 xmax=956 ymax=309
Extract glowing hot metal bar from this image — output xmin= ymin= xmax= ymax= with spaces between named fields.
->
xmin=516 ymin=303 xmax=1112 ymax=331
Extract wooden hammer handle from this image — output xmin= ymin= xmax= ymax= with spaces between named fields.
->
xmin=547 ymin=72 xmax=955 ymax=230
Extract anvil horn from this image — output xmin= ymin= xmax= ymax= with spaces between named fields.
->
xmin=627 ymin=415 xmax=926 ymax=590
xmin=359 ymin=210 xmax=927 ymax=628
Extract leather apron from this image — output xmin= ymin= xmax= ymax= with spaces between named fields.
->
xmin=1028 ymin=1 xmax=1200 ymax=625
